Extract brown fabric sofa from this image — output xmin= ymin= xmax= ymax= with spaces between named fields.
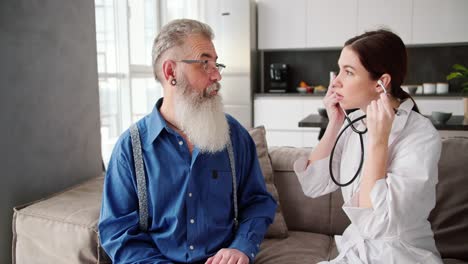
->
xmin=255 ymin=136 xmax=468 ymax=264
xmin=12 ymin=132 xmax=468 ymax=264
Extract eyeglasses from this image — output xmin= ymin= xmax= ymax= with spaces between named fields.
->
xmin=178 ymin=59 xmax=226 ymax=75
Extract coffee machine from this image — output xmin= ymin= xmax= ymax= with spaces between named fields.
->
xmin=267 ymin=63 xmax=289 ymax=93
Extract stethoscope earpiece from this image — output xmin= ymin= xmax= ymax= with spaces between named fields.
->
xmin=377 ymin=80 xmax=388 ymax=94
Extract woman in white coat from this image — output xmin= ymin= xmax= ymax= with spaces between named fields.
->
xmin=294 ymin=30 xmax=443 ymax=264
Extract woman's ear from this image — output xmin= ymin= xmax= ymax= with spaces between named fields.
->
xmin=162 ymin=60 xmax=176 ymax=83
xmin=377 ymin=74 xmax=392 ymax=93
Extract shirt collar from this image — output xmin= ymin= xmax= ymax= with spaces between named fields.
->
xmin=145 ymin=97 xmax=169 ymax=147
xmin=387 ymin=98 xmax=414 ymax=145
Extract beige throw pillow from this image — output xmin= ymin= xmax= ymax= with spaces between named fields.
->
xmin=248 ymin=126 xmax=288 ymax=238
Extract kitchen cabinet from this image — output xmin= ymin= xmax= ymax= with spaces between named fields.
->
xmin=412 ymin=0 xmax=468 ymax=44
xmin=201 ymin=0 xmax=255 ymax=128
xmin=306 ymin=0 xmax=358 ymax=48
xmin=258 ymin=0 xmax=468 ymax=49
xmin=357 ymin=0 xmax=413 ymax=44
xmin=254 ymin=96 xmax=323 ymax=147
xmin=257 ymin=0 xmax=307 ymax=50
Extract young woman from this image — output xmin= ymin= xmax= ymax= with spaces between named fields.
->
xmin=294 ymin=30 xmax=443 ymax=264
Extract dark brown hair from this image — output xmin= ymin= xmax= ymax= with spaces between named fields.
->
xmin=345 ymin=29 xmax=419 ymax=113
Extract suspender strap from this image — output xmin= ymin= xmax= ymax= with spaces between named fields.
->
xmin=227 ymin=138 xmax=239 ymax=230
xmin=129 ymin=124 xmax=149 ymax=232
xmin=129 ymin=123 xmax=238 ymax=232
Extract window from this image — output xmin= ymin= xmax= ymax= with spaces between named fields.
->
xmin=95 ymin=0 xmax=162 ymax=166
xmin=95 ymin=0 xmax=204 ymax=166
xmin=94 ymin=0 xmax=206 ymax=167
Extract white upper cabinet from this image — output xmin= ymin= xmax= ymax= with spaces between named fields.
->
xmin=357 ymin=0 xmax=413 ymax=44
xmin=307 ymin=0 xmax=358 ymax=48
xmin=257 ymin=0 xmax=468 ymax=49
xmin=412 ymin=0 xmax=468 ymax=44
xmin=257 ymin=0 xmax=307 ymax=49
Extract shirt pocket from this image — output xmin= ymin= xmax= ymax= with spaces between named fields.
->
xmin=207 ymin=170 xmax=233 ymax=225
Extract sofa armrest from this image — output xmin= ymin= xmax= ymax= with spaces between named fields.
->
xmin=12 ymin=175 xmax=110 ymax=264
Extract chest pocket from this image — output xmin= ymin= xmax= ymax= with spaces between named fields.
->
xmin=208 ymin=170 xmax=232 ymax=199
xmin=207 ymin=170 xmax=233 ymax=224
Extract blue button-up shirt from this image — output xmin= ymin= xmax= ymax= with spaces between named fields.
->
xmin=99 ymin=98 xmax=277 ymax=263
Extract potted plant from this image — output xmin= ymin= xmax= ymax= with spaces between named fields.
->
xmin=447 ymin=64 xmax=468 ymax=120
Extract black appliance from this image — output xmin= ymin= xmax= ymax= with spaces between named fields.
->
xmin=267 ymin=63 xmax=289 ymax=93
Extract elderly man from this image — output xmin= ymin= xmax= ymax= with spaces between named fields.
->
xmin=98 ymin=19 xmax=277 ymax=264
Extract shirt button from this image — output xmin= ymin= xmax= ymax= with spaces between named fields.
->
xmin=179 ymin=141 xmax=183 ymax=146
xmin=190 ymin=219 xmax=195 ymax=224
xmin=251 ymin=253 xmax=255 ymax=258
xmin=189 ymin=245 xmax=194 ymax=250
xmin=188 ymin=192 xmax=192 ymax=197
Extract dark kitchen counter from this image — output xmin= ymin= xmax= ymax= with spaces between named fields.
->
xmin=255 ymin=92 xmax=464 ymax=98
xmin=299 ymin=114 xmax=468 ymax=140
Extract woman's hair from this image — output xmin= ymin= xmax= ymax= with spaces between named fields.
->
xmin=344 ymin=29 xmax=419 ymax=112
xmin=151 ymin=19 xmax=214 ymax=82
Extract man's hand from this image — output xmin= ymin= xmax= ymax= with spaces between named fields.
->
xmin=205 ymin=248 xmax=249 ymax=264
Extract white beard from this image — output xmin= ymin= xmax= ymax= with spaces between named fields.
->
xmin=173 ymin=76 xmax=230 ymax=153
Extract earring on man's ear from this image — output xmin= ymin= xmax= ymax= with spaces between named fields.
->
xmin=171 ymin=79 xmax=177 ymax=86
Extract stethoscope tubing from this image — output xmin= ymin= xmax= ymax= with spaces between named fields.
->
xmin=329 ymin=112 xmax=367 ymax=187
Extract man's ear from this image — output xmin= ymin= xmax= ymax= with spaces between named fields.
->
xmin=162 ymin=60 xmax=176 ymax=83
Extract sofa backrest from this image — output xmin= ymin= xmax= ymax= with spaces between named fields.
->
xmin=429 ymin=137 xmax=468 ymax=261
xmin=269 ymin=137 xmax=468 ymax=261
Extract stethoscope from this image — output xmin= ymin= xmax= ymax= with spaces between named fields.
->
xmin=329 ymin=80 xmax=390 ymax=187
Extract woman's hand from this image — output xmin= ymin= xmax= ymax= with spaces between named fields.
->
xmin=366 ymin=93 xmax=395 ymax=145
xmin=323 ymin=83 xmax=345 ymax=125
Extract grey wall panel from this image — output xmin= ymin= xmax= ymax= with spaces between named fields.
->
xmin=0 ymin=1 xmax=102 ymax=263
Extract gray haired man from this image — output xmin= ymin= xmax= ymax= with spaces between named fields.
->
xmin=99 ymin=19 xmax=277 ymax=264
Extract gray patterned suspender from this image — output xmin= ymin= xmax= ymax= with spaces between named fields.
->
xmin=129 ymin=123 xmax=238 ymax=232
xmin=129 ymin=124 xmax=149 ymax=231
xmin=227 ymin=140 xmax=239 ymax=230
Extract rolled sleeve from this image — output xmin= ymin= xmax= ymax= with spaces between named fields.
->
xmin=294 ymin=156 xmax=339 ymax=198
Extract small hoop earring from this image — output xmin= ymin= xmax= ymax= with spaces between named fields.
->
xmin=171 ymin=79 xmax=177 ymax=86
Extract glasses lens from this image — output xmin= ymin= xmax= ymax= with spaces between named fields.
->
xmin=201 ymin=61 xmax=225 ymax=74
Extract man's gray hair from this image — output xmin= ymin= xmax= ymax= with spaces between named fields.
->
xmin=152 ymin=19 xmax=214 ymax=81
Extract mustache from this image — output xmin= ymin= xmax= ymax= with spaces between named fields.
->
xmin=204 ymin=82 xmax=221 ymax=97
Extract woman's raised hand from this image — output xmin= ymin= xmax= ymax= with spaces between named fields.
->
xmin=323 ymin=80 xmax=345 ymax=125
xmin=366 ymin=93 xmax=395 ymax=145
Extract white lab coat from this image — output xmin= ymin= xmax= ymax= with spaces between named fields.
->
xmin=294 ymin=99 xmax=443 ymax=264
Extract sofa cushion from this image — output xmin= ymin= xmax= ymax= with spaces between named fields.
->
xmin=256 ymin=231 xmax=332 ymax=264
xmin=12 ymin=176 xmax=110 ymax=264
xmin=429 ymin=137 xmax=468 ymax=261
xmin=269 ymin=147 xmax=350 ymax=236
xmin=249 ymin=126 xmax=288 ymax=238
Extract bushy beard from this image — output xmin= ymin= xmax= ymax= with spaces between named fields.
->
xmin=173 ymin=76 xmax=230 ymax=153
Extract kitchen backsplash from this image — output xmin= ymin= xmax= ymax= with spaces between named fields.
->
xmin=259 ymin=44 xmax=468 ymax=94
